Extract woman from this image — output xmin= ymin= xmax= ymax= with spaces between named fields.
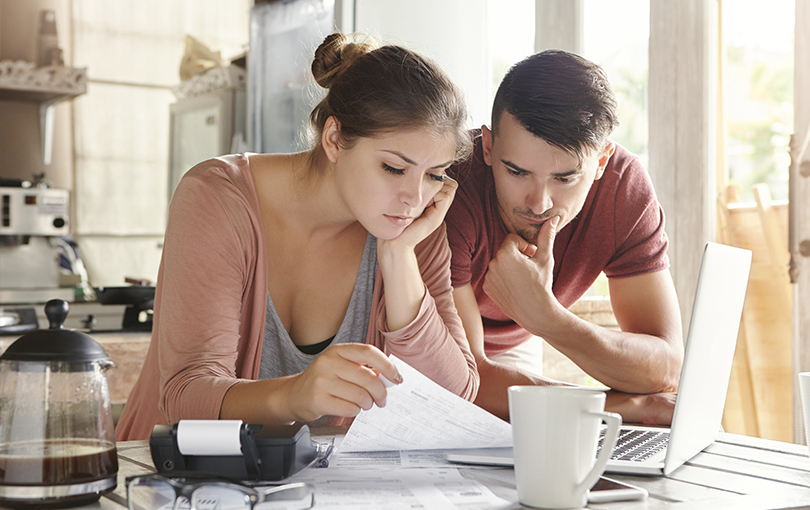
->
xmin=116 ymin=33 xmax=478 ymax=440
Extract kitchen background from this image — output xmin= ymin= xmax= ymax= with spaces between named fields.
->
xmin=2 ymin=0 xmax=797 ymax=288
xmin=1 ymin=0 xmax=808 ymax=444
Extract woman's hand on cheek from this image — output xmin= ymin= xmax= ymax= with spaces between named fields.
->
xmin=281 ymin=343 xmax=403 ymax=423
xmin=385 ymin=176 xmax=458 ymax=251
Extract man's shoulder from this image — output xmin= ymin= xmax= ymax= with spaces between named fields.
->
xmin=597 ymin=143 xmax=657 ymax=202
xmin=604 ymin=143 xmax=646 ymax=177
xmin=450 ymin=131 xmax=489 ymax=198
xmin=445 ymin=131 xmax=496 ymax=255
xmin=453 ymin=129 xmax=485 ymax=168
xmin=577 ymin=142 xmax=661 ymax=239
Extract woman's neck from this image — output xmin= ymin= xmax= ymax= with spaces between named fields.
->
xmin=255 ymin=151 xmax=360 ymax=241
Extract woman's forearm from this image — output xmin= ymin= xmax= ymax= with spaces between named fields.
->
xmin=219 ymin=377 xmax=298 ymax=424
xmin=377 ymin=241 xmax=426 ymax=331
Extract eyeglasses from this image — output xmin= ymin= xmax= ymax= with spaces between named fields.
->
xmin=126 ymin=473 xmax=314 ymax=510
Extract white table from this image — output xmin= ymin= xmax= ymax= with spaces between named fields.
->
xmin=461 ymin=432 xmax=810 ymax=509
xmin=4 ymin=431 xmax=810 ymax=509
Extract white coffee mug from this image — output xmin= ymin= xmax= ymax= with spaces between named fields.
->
xmin=509 ymin=386 xmax=622 ymax=509
xmin=798 ymin=372 xmax=810 ymax=456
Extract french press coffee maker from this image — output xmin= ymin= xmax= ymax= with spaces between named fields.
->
xmin=0 ymin=299 xmax=118 ymax=508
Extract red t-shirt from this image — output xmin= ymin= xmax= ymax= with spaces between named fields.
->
xmin=446 ymin=132 xmax=669 ymax=356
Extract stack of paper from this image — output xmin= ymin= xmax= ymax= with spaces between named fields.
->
xmin=339 ymin=355 xmax=512 ymax=453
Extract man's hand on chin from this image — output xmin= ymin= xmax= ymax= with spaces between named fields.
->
xmin=483 ymin=216 xmax=562 ymax=335
xmin=605 ymin=390 xmax=677 ymax=426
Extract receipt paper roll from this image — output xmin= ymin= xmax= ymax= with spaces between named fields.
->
xmin=176 ymin=420 xmax=244 ymax=456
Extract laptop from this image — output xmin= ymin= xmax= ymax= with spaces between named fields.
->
xmin=445 ymin=242 xmax=752 ymax=476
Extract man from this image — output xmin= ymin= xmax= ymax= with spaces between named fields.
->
xmin=445 ymin=50 xmax=684 ymax=423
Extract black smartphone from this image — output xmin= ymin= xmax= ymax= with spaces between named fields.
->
xmin=587 ymin=476 xmax=648 ymax=503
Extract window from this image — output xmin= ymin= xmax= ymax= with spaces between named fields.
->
xmin=487 ymin=0 xmax=535 ymax=127
xmin=581 ymin=0 xmax=650 ymax=297
xmin=722 ymin=0 xmax=794 ymax=201
xmin=582 ymin=0 xmax=650 ymax=168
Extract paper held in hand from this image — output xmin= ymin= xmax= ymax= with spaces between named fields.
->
xmin=338 ymin=355 xmax=512 ymax=452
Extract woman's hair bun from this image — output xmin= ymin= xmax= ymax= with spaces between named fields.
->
xmin=311 ymin=32 xmax=377 ymax=89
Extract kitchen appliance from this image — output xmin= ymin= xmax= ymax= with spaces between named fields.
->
xmin=0 ymin=307 xmax=38 ymax=335
xmin=0 ymin=299 xmax=118 ymax=508
xmin=0 ymin=183 xmax=74 ymax=304
xmin=150 ymin=421 xmax=318 ymax=481
xmin=94 ymin=285 xmax=155 ymax=331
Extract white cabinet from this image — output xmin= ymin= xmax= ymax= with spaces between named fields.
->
xmin=169 ymin=87 xmax=246 ymax=200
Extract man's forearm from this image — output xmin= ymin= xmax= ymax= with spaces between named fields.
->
xmin=524 ymin=305 xmax=682 ymax=394
xmin=473 ymin=358 xmax=570 ymax=421
xmin=474 ymin=358 xmax=676 ymax=425
xmin=604 ymin=389 xmax=677 ymax=425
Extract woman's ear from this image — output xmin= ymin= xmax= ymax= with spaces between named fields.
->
xmin=322 ymin=116 xmax=342 ymax=163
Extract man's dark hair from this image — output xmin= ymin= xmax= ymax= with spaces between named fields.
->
xmin=491 ymin=49 xmax=619 ymax=162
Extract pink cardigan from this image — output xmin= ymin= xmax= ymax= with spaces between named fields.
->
xmin=116 ymin=155 xmax=479 ymax=440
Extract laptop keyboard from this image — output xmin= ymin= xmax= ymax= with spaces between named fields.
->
xmin=598 ymin=428 xmax=670 ymax=462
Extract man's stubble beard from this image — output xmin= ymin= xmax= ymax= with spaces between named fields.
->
xmin=514 ymin=224 xmax=542 ymax=245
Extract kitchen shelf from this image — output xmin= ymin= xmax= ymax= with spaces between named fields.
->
xmin=0 ymin=60 xmax=87 ymax=165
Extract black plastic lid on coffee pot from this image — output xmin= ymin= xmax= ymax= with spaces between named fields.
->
xmin=0 ymin=299 xmax=110 ymax=362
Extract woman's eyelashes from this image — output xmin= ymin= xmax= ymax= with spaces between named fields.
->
xmin=382 ymin=163 xmax=446 ymax=183
xmin=382 ymin=163 xmax=404 ymax=175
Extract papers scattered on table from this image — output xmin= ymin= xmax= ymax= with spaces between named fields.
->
xmin=331 ymin=448 xmax=458 ymax=469
xmin=289 ymin=467 xmax=511 ymax=509
xmin=338 ymin=355 xmax=512 ymax=452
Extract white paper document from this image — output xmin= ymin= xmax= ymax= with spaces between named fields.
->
xmin=331 ymin=448 xmax=458 ymax=469
xmin=338 ymin=355 xmax=512 ymax=452
xmin=289 ymin=467 xmax=511 ymax=509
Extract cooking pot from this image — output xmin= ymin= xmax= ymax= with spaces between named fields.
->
xmin=0 ymin=299 xmax=118 ymax=508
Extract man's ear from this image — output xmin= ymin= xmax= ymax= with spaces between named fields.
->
xmin=481 ymin=125 xmax=494 ymax=166
xmin=322 ymin=116 xmax=342 ymax=163
xmin=594 ymin=141 xmax=616 ymax=180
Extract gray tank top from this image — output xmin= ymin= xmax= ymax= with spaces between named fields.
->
xmin=259 ymin=233 xmax=378 ymax=379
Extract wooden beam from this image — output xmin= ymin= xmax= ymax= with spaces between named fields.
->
xmin=649 ymin=0 xmax=717 ymax=336
xmin=793 ymin=0 xmax=810 ymax=445
xmin=534 ymin=0 xmax=583 ymax=53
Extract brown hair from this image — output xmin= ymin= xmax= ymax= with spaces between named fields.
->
xmin=306 ymin=33 xmax=471 ymax=176
xmin=492 ymin=50 xmax=619 ymax=163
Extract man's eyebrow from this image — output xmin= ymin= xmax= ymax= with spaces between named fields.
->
xmin=502 ymin=160 xmax=530 ymax=173
xmin=383 ymin=150 xmax=453 ymax=170
xmin=502 ymin=159 xmax=582 ymax=176
xmin=552 ymin=168 xmax=584 ymax=178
